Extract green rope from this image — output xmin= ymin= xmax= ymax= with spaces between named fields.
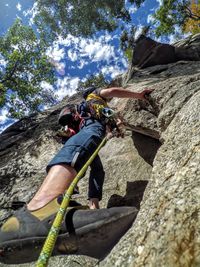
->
xmin=36 ymin=136 xmax=107 ymax=267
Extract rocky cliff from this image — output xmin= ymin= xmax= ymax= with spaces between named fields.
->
xmin=0 ymin=34 xmax=200 ymax=267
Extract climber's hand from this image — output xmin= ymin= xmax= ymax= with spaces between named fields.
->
xmin=139 ymin=88 xmax=154 ymax=102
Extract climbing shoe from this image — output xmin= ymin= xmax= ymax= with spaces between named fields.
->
xmin=0 ymin=197 xmax=87 ymax=264
xmin=0 ymin=206 xmax=138 ymax=264
xmin=0 ymin=206 xmax=56 ymax=263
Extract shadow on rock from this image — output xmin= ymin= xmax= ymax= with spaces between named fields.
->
xmin=131 ymin=132 xmax=161 ymax=166
xmin=107 ymin=180 xmax=148 ymax=210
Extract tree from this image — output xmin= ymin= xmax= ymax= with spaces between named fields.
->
xmin=0 ymin=19 xmax=57 ymax=118
xmin=33 ymin=0 xmax=145 ymax=41
xmin=120 ymin=25 xmax=150 ymax=62
xmin=153 ymin=0 xmax=200 ymax=36
xmin=120 ymin=26 xmax=136 ymax=62
xmin=183 ymin=0 xmax=200 ymax=34
xmin=77 ymin=73 xmax=109 ymax=92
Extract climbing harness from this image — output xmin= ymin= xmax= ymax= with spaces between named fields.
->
xmin=36 ymin=136 xmax=107 ymax=267
xmin=101 ymin=107 xmax=115 ymax=118
xmin=85 ymin=93 xmax=108 ymax=120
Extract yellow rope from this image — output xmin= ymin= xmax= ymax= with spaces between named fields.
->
xmin=35 ymin=136 xmax=107 ymax=267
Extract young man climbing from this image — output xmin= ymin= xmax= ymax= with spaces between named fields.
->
xmin=55 ymin=103 xmax=106 ymax=209
xmin=0 ymin=86 xmax=153 ymax=252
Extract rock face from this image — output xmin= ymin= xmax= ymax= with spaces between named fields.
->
xmin=99 ymin=35 xmax=200 ymax=267
xmin=131 ymin=35 xmax=176 ymax=68
xmin=0 ymin=34 xmax=200 ymax=267
xmin=174 ymin=33 xmax=200 ymax=61
xmin=131 ymin=33 xmax=200 ymax=70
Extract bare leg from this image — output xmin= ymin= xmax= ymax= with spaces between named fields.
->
xmin=27 ymin=164 xmax=77 ymax=211
xmin=89 ymin=198 xmax=100 ymax=209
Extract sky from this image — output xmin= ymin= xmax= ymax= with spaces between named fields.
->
xmin=0 ymin=0 xmax=170 ymax=133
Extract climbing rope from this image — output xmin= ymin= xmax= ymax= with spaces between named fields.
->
xmin=36 ymin=136 xmax=107 ymax=267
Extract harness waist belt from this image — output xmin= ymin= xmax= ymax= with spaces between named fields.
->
xmin=82 ymin=118 xmax=99 ymax=127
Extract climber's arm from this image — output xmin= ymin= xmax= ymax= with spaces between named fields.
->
xmin=100 ymin=87 xmax=153 ymax=101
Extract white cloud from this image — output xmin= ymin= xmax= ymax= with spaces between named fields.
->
xmin=154 ymin=36 xmax=162 ymax=42
xmin=134 ymin=24 xmax=144 ymax=40
xmin=150 ymin=7 xmax=156 ymax=12
xmin=49 ymin=58 xmax=66 ymax=75
xmin=21 ymin=24 xmax=125 ymax=87
xmin=56 ymin=76 xmax=80 ymax=99
xmin=100 ymin=65 xmax=124 ymax=79
xmin=24 ymin=2 xmax=38 ymax=16
xmin=46 ymin=44 xmax=65 ymax=61
xmin=94 ymin=45 xmax=115 ymax=62
xmin=0 ymin=122 xmax=12 ymax=133
xmin=68 ymin=49 xmax=78 ymax=61
xmin=156 ymin=0 xmax=163 ymax=6
xmin=11 ymin=44 xmax=19 ymax=50
xmin=78 ymin=39 xmax=115 ymax=63
xmin=147 ymin=14 xmax=154 ymax=24
xmin=0 ymin=108 xmax=9 ymax=125
xmin=77 ymin=59 xmax=87 ymax=69
xmin=0 ymin=108 xmax=16 ymax=133
xmin=121 ymin=58 xmax=128 ymax=68
xmin=58 ymin=34 xmax=80 ymax=47
xmin=70 ymin=77 xmax=80 ymax=90
xmin=46 ymin=43 xmax=66 ymax=75
xmin=129 ymin=6 xmax=137 ymax=14
xmin=23 ymin=2 xmax=38 ymax=25
xmin=168 ymin=31 xmax=190 ymax=45
xmin=57 ymin=33 xmax=117 ymax=71
xmin=55 ymin=62 xmax=66 ymax=75
xmin=16 ymin=14 xmax=22 ymax=19
xmin=58 ymin=36 xmax=72 ymax=47
xmin=99 ymin=33 xmax=113 ymax=43
xmin=0 ymin=56 xmax=7 ymax=70
xmin=40 ymin=81 xmax=54 ymax=91
xmin=58 ymin=34 xmax=116 ymax=62
xmin=167 ymin=33 xmax=177 ymax=44
xmin=16 ymin=2 xmax=22 ymax=11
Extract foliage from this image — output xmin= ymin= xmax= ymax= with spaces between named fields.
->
xmin=120 ymin=28 xmax=135 ymax=62
xmin=124 ymin=47 xmax=133 ymax=62
xmin=120 ymin=26 xmax=150 ymax=62
xmin=153 ymin=0 xmax=200 ymax=36
xmin=0 ymin=19 xmax=57 ymax=118
xmin=183 ymin=0 xmax=200 ymax=34
xmin=77 ymin=73 xmax=109 ymax=92
xmin=34 ymin=0 xmax=145 ymax=41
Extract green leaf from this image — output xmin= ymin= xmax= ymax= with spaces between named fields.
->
xmin=0 ymin=19 xmax=57 ymax=118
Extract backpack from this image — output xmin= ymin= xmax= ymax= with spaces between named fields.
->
xmin=83 ymin=91 xmax=120 ymax=133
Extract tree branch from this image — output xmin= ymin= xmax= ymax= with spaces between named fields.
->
xmin=0 ymin=60 xmax=19 ymax=84
xmin=185 ymin=5 xmax=200 ymax=20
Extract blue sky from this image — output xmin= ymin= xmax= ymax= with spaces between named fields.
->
xmin=0 ymin=0 xmax=164 ymax=132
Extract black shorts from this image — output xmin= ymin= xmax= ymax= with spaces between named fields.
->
xmin=47 ymin=120 xmax=106 ymax=173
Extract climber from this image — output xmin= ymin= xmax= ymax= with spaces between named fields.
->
xmin=0 ymin=86 xmax=153 ymax=252
xmin=55 ymin=103 xmax=106 ymax=209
